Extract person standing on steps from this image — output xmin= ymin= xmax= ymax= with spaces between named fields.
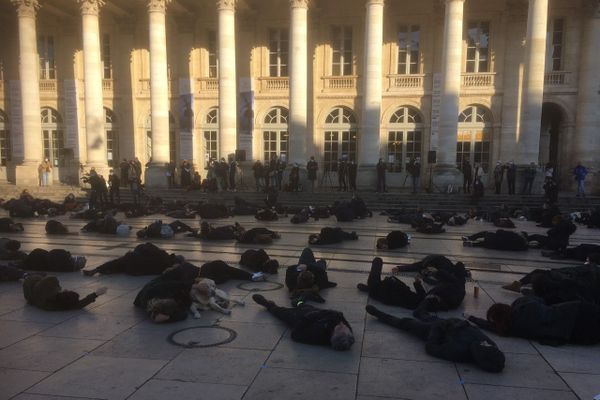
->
xmin=493 ymin=161 xmax=504 ymax=195
xmin=574 ymin=162 xmax=589 ymax=198
xmin=337 ymin=158 xmax=348 ymax=192
xmin=522 ymin=162 xmax=537 ymax=195
xmin=348 ymin=160 xmax=358 ymax=191
xmin=307 ymin=156 xmax=318 ymax=192
xmin=409 ymin=157 xmax=421 ymax=194
xmin=506 ymin=161 xmax=517 ymax=195
xmin=462 ymin=159 xmax=473 ymax=194
xmin=376 ymin=158 xmax=387 ymax=193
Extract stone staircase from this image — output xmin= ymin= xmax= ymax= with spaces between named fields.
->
xmin=1 ymin=182 xmax=598 ymax=213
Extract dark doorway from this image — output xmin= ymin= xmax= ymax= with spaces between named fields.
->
xmin=540 ymin=102 xmax=565 ymax=184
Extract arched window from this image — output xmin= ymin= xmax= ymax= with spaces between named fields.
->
xmin=203 ymin=108 xmax=219 ymax=163
xmin=144 ymin=113 xmax=176 ymax=163
xmin=263 ymin=107 xmax=288 ymax=163
xmin=457 ymin=105 xmax=492 ymax=171
xmin=0 ymin=110 xmax=10 ymax=166
xmin=41 ymin=107 xmax=64 ymax=167
xmin=387 ymin=106 xmax=423 ymax=173
xmin=324 ymin=106 xmax=357 ymax=172
xmin=105 ymin=108 xmax=117 ymax=167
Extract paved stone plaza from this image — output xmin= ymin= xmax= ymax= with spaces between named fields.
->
xmin=0 ymin=212 xmax=599 ymax=400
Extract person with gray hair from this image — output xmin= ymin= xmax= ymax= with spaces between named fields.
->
xmin=252 ymin=294 xmax=355 ymax=351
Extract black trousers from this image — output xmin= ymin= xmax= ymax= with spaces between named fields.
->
xmin=109 ymin=187 xmax=120 ymax=204
xmin=371 ymin=308 xmax=432 ymax=339
xmin=199 ymin=261 xmax=253 ymax=284
xmin=508 ymin=178 xmax=516 ymax=195
xmin=367 ymin=260 xmax=425 ymax=309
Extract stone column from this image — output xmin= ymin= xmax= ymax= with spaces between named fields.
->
xmin=359 ymin=0 xmax=384 ymax=181
xmin=434 ymin=0 xmax=464 ymax=187
xmin=145 ymin=0 xmax=171 ymax=187
xmin=217 ymin=0 xmax=237 ymax=159
xmin=78 ymin=0 xmax=108 ymax=173
xmin=573 ymin=3 xmax=600 ymax=178
xmin=518 ymin=0 xmax=548 ymax=164
xmin=288 ymin=0 xmax=309 ymax=166
xmin=11 ymin=0 xmax=43 ymax=185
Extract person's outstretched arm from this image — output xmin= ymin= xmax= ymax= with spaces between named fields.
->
xmin=466 ymin=315 xmax=497 ymax=333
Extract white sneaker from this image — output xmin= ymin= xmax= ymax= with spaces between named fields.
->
xmin=251 ymin=272 xmax=266 ymax=282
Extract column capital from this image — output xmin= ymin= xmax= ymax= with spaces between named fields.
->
xmin=77 ymin=0 xmax=105 ymax=16
xmin=11 ymin=0 xmax=41 ymax=18
xmin=147 ymin=0 xmax=171 ymax=13
xmin=290 ymin=0 xmax=309 ymax=9
xmin=217 ymin=0 xmax=236 ymax=11
xmin=366 ymin=0 xmax=384 ymax=6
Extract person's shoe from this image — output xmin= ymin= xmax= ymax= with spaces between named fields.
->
xmin=520 ymin=285 xmax=534 ymax=296
xmin=350 ymin=232 xmax=359 ymax=240
xmin=357 ymin=283 xmax=369 ymax=292
xmin=251 ymin=272 xmax=266 ymax=282
xmin=502 ymin=281 xmax=522 ymax=293
xmin=365 ymin=304 xmax=383 ymax=317
xmin=461 ymin=236 xmax=469 ymax=242
xmin=72 ymin=256 xmax=87 ymax=270
xmin=252 ymin=294 xmax=275 ymax=308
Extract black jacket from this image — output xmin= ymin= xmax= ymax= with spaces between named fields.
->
xmin=289 ymin=305 xmax=352 ymax=346
xmin=425 ymin=318 xmax=498 ymax=363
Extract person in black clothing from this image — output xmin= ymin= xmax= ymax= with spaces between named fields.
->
xmin=493 ymin=162 xmax=504 ymax=195
xmin=239 ymin=249 xmax=279 ymax=274
xmin=133 ymin=269 xmax=193 ymax=323
xmin=337 ymin=159 xmax=347 ymax=192
xmin=289 ymin=163 xmax=300 ymax=192
xmin=522 ymin=162 xmax=537 ymax=195
xmin=376 ymin=231 xmax=410 ymax=250
xmin=307 ymin=157 xmax=318 ymax=192
xmin=81 ymin=214 xmax=122 ymax=234
xmin=542 ymin=244 xmax=600 ymax=261
xmin=309 ymin=227 xmax=358 ymax=245
xmin=198 ymin=260 xmax=266 ymax=284
xmin=197 ymin=203 xmax=231 ymax=219
xmin=108 ymin=169 xmax=120 ymax=204
xmin=502 ymin=262 xmax=600 ymax=305
xmin=236 ymin=226 xmax=280 ymax=244
xmin=85 ymin=170 xmax=103 ymax=209
xmin=357 ymin=257 xmax=466 ymax=312
xmin=0 ymin=218 xmax=24 ymax=233
xmin=393 ymin=255 xmax=469 ymax=281
xmin=45 ymin=220 xmax=70 ymax=235
xmin=365 ymin=305 xmax=505 ymax=372
xmin=506 ymin=161 xmax=516 ymax=195
xmin=536 ymin=202 xmax=561 ymax=228
xmin=468 ymin=297 xmax=600 ymax=346
xmin=523 ymin=216 xmax=577 ymax=251
xmin=462 ymin=159 xmax=473 ymax=194
xmin=348 ymin=160 xmax=357 ymax=191
xmin=376 ymin=158 xmax=386 ymax=193
xmin=23 ymin=275 xmax=107 ymax=311
xmin=253 ymin=294 xmax=355 ymax=351
xmin=252 ymin=160 xmax=264 ymax=192
xmin=18 ymin=248 xmax=86 ymax=272
xmin=0 ymin=238 xmax=27 ymax=261
xmin=83 ymin=243 xmax=181 ymax=276
xmin=120 ymin=158 xmax=129 ymax=187
xmin=191 ymin=222 xmax=237 ymax=241
xmin=409 ymin=157 xmax=421 ymax=194
xmin=462 ymin=230 xmax=529 ymax=251
xmin=285 ymin=248 xmax=337 ymax=305
xmin=544 ymin=177 xmax=559 ymax=204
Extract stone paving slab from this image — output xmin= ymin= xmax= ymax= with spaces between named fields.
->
xmin=0 ymin=213 xmax=598 ymax=399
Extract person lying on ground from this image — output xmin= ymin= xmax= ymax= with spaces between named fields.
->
xmin=255 ymin=208 xmax=279 ymax=221
xmin=0 ymin=218 xmax=24 ymax=233
xmin=501 ymin=259 xmax=600 ymax=305
xmin=376 ymin=231 xmax=410 ymax=250
xmin=392 ymin=255 xmax=470 ymax=285
xmin=197 ymin=203 xmax=231 ymax=219
xmin=462 ymin=230 xmax=529 ymax=251
xmin=357 ymin=257 xmax=466 ymax=312
xmin=0 ymin=238 xmax=27 ymax=262
xmin=412 ymin=217 xmax=446 ymax=234
xmin=83 ymin=243 xmax=181 ymax=276
xmin=198 ymin=260 xmax=266 ymax=284
xmin=1 ymin=264 xmax=44 ymax=282
xmin=467 ymin=296 xmax=600 ymax=346
xmin=541 ymin=244 xmax=600 ymax=261
xmin=253 ymin=294 xmax=355 ymax=351
xmin=188 ymin=221 xmax=237 ymax=240
xmin=136 ymin=220 xmax=194 ymax=239
xmin=239 ymin=249 xmax=280 ymax=274
xmin=236 ymin=226 xmax=281 ymax=244
xmin=45 ymin=220 xmax=73 ymax=235
xmin=13 ymin=248 xmax=87 ymax=272
xmin=522 ymin=216 xmax=577 ymax=252
xmin=81 ymin=214 xmax=130 ymax=235
xmin=23 ymin=275 xmax=106 ymax=311
xmin=133 ymin=271 xmax=193 ymax=323
xmin=286 ymin=248 xmax=336 ymax=290
xmin=308 ymin=227 xmax=358 ymax=245
xmin=365 ymin=304 xmax=505 ymax=373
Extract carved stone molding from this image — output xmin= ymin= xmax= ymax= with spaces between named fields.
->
xmin=77 ymin=0 xmax=105 ymax=16
xmin=217 ymin=0 xmax=236 ymax=11
xmin=366 ymin=0 xmax=384 ymax=6
xmin=148 ymin=0 xmax=171 ymax=13
xmin=11 ymin=0 xmax=41 ymax=18
xmin=290 ymin=0 xmax=309 ymax=9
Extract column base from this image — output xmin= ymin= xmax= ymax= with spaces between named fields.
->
xmin=430 ymin=164 xmax=462 ymax=194
xmin=144 ymin=164 xmax=169 ymax=188
xmin=15 ymin=163 xmax=41 ymax=186
xmin=357 ymin=165 xmax=377 ymax=190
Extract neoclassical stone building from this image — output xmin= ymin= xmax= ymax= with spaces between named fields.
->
xmin=0 ymin=0 xmax=598 ymax=189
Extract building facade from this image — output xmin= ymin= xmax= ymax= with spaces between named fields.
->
xmin=0 ymin=0 xmax=598 ymax=189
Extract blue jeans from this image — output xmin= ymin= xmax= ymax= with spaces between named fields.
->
xmin=577 ymin=180 xmax=585 ymax=197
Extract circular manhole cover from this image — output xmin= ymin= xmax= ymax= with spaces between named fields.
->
xmin=168 ymin=326 xmax=237 ymax=348
xmin=236 ymin=281 xmax=284 ymax=292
